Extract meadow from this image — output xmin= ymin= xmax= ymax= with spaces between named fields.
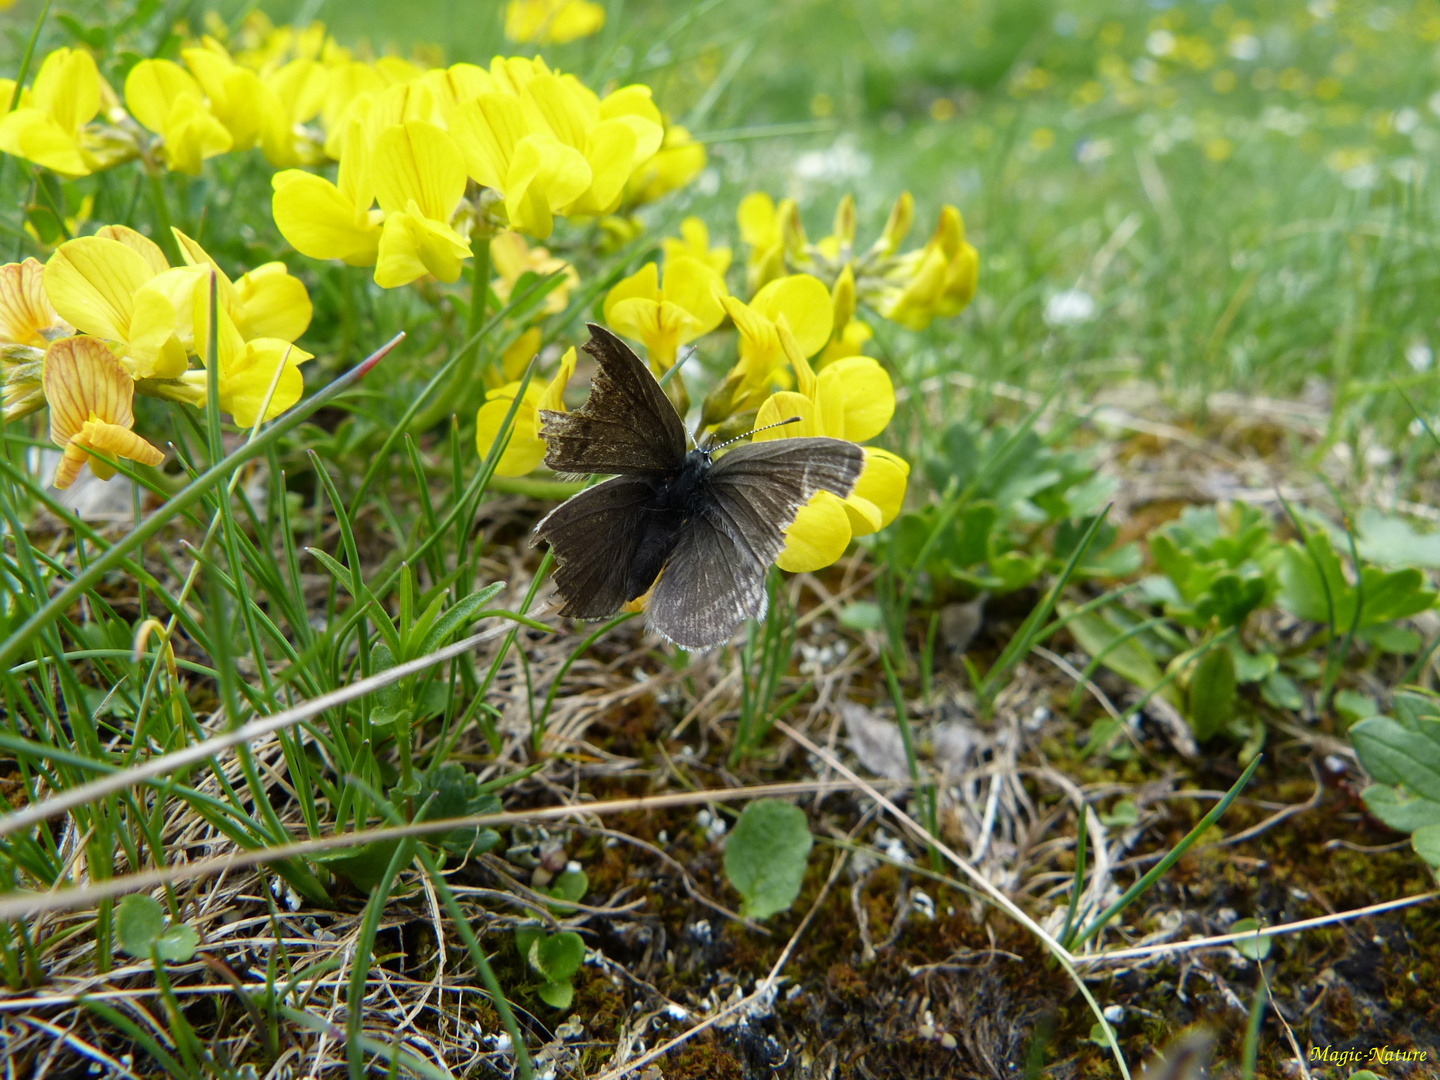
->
xmin=0 ymin=0 xmax=1438 ymax=1077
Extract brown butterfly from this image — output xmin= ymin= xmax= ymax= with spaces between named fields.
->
xmin=533 ymin=324 xmax=864 ymax=650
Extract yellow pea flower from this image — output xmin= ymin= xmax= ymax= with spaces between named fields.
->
xmin=751 ymin=331 xmax=907 ymax=572
xmin=0 ymin=48 xmax=109 ymax=176
xmin=603 ymin=255 xmax=727 ymax=374
xmin=184 ymin=286 xmax=313 ymax=427
xmin=490 ymin=231 xmax=578 ymax=314
xmin=0 ymin=258 xmax=70 ymax=420
xmin=272 ymin=113 xmax=383 ymax=267
xmin=716 ymin=273 xmax=832 ymax=413
xmin=736 ymin=191 xmax=796 ymax=295
xmin=169 ymin=228 xmax=313 ymax=345
xmin=877 ymin=205 xmax=979 ymax=331
xmin=43 ymin=336 xmax=165 ymax=489
xmin=625 ymin=124 xmax=705 ymax=208
xmin=475 ymin=346 xmax=576 ymax=476
xmin=42 ymin=231 xmax=190 ymax=379
xmin=661 ymin=217 xmax=731 ymax=277
xmin=257 ymin=58 xmax=329 ymax=167
xmin=817 ymin=263 xmax=873 ymax=366
xmin=182 ymin=39 xmax=268 ymax=151
xmin=371 ymin=120 xmax=473 ymax=288
xmin=492 ymin=326 xmax=542 ymax=390
xmin=504 ymin=0 xmax=606 ymax=44
xmin=125 ymin=59 xmax=233 ymax=174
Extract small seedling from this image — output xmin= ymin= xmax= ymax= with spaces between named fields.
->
xmin=116 ymin=895 xmax=199 ymax=963
xmin=515 ymin=926 xmax=586 ymax=1009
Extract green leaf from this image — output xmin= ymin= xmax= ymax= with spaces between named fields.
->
xmin=116 ymin=895 xmax=165 ymax=959
xmin=1065 ymin=609 xmax=1181 ymax=707
xmin=1357 ymin=623 xmax=1422 ymax=655
xmin=1278 ymin=536 xmax=1436 ymax=629
xmin=1360 ymin=785 xmax=1440 ymax=832
xmin=529 ymin=931 xmax=585 ymax=983
xmin=838 ymin=602 xmax=883 ymax=631
xmin=1187 ymin=644 xmax=1236 ymax=742
xmin=417 ymin=582 xmax=505 ymax=656
xmin=1411 ymin=823 xmax=1440 ymax=867
xmin=1350 ymin=716 xmax=1440 ymax=800
xmin=1230 ymin=918 xmax=1271 ymax=960
xmin=543 ymin=869 xmax=589 ymax=914
xmin=1227 ymin=642 xmax=1277 ymax=684
xmin=1356 ymin=508 xmax=1440 ymax=569
xmin=536 ymin=981 xmax=574 ymax=1009
xmin=723 ymin=800 xmax=813 ymax=920
xmin=1260 ymin=671 xmax=1303 ymax=711
xmin=1334 ymin=689 xmax=1378 ymax=724
xmin=317 ymin=839 xmax=403 ymax=892
xmin=155 ymin=924 xmax=199 ymax=963
xmin=1100 ymin=799 xmax=1138 ymax=827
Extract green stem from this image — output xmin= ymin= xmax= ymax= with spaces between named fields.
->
xmin=146 ymin=170 xmax=181 ymax=265
xmin=486 ymin=476 xmax=587 ymax=500
xmin=410 ymin=234 xmax=491 ymax=433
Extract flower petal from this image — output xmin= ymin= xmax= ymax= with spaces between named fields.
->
xmin=272 ymin=170 xmax=383 ymax=265
xmin=751 ymin=274 xmax=833 ymax=358
xmin=821 ymin=356 xmax=894 ymax=443
xmin=847 ymin=447 xmax=909 ymax=535
xmin=43 ymin=336 xmax=134 ymax=445
xmin=235 ymin=262 xmax=312 ymax=342
xmin=776 ymin=490 xmax=852 ymax=573
xmin=44 ymin=236 xmax=155 ymax=342
xmin=0 ymin=258 xmax=66 ymax=347
xmin=371 ymin=120 xmax=467 ymax=222
xmin=220 ymin=339 xmax=311 ymax=427
xmin=475 ymin=395 xmax=544 ymax=476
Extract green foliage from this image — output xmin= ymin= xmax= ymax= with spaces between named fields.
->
xmin=1351 ymin=691 xmax=1440 ymax=867
xmin=723 ymin=800 xmax=814 ymax=920
xmin=116 ymin=895 xmax=199 ymax=963
xmin=1230 ymin=918 xmax=1272 ymax=961
xmin=1187 ymin=645 xmax=1237 ymax=743
xmin=1277 ymin=534 xmax=1437 ymax=631
xmin=515 ymin=926 xmax=586 ymax=1010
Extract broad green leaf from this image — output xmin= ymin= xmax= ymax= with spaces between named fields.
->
xmin=529 ymin=931 xmax=584 ymax=983
xmin=1350 ymin=716 xmax=1440 ymax=800
xmin=1100 ymin=799 xmax=1137 ymax=827
xmin=155 ymin=925 xmax=199 ymax=963
xmin=1260 ymin=671 xmax=1303 ymax=711
xmin=1357 ymin=509 xmax=1440 ymax=569
xmin=1187 ymin=644 xmax=1235 ymax=742
xmin=1278 ymin=536 xmax=1436 ymax=629
xmin=724 ymin=800 xmax=813 ymax=920
xmin=1360 ymin=785 xmax=1440 ymax=832
xmin=1412 ymin=823 xmax=1440 ymax=867
xmin=839 ymin=602 xmax=883 ymax=631
xmin=116 ymin=895 xmax=165 ymax=959
xmin=537 ymin=981 xmax=574 ymax=1009
xmin=543 ymin=868 xmax=589 ymax=913
xmin=1334 ymin=689 xmax=1378 ymax=725
xmin=1065 ymin=610 xmax=1181 ymax=708
xmin=417 ymin=582 xmax=505 ymax=656
xmin=1230 ymin=918 xmax=1271 ymax=960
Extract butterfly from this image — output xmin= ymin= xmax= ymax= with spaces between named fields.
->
xmin=532 ymin=324 xmax=865 ymax=651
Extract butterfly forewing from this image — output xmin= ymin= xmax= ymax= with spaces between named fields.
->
xmin=537 ymin=324 xmax=687 ymax=476
xmin=533 ymin=475 xmax=661 ymax=619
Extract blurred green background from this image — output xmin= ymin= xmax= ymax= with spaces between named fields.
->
xmin=5 ymin=0 xmax=1440 ymax=449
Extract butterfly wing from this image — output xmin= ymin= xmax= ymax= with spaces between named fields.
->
xmin=647 ymin=509 xmax=769 ymax=650
xmin=537 ymin=323 xmax=688 ymax=476
xmin=533 ymin=475 xmax=666 ymax=619
xmin=648 ymin=437 xmax=866 ymax=649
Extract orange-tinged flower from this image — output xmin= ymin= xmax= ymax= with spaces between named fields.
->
xmin=0 ymin=258 xmax=70 ymax=348
xmin=43 ymin=336 xmax=165 ymax=489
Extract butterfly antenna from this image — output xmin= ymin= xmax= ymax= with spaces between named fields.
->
xmin=705 ymin=416 xmax=802 ymax=453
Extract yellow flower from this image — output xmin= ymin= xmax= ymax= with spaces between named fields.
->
xmin=492 ymin=325 xmax=542 ymax=389
xmin=43 ymin=336 xmax=165 ymax=489
xmin=371 ymin=120 xmax=473 ymax=287
xmin=170 ymin=228 xmax=313 ymax=345
xmin=182 ymin=39 xmax=268 ymax=151
xmin=0 ymin=48 xmax=107 ymax=176
xmin=42 ymin=229 xmax=191 ymax=379
xmin=716 ymin=273 xmax=832 ymax=414
xmin=271 ymin=113 xmax=383 ymax=267
xmin=449 ymin=59 xmax=662 ymax=236
xmin=661 ymin=217 xmax=731 ymax=276
xmin=876 ymin=205 xmax=979 ymax=331
xmin=0 ymin=258 xmax=70 ymax=348
xmin=0 ymin=258 xmax=69 ymax=420
xmin=603 ymin=255 xmax=727 ymax=373
xmin=185 ymin=283 xmax=313 ymax=426
xmin=750 ymin=328 xmax=907 ymax=572
xmin=490 ymin=231 xmax=578 ymax=314
xmin=475 ymin=346 xmax=576 ymax=476
xmin=736 ymin=191 xmax=795 ymax=295
xmin=256 ymin=58 xmax=329 ymax=167
xmin=504 ymin=0 xmax=606 ymax=44
xmin=817 ymin=263 xmax=872 ymax=366
xmin=125 ymin=59 xmax=234 ymax=174
xmin=625 ymin=123 xmax=706 ymax=207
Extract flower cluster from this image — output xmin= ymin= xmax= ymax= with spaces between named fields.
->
xmin=1 ymin=227 xmax=314 ymax=488
xmin=738 ymin=191 xmax=980 ymax=332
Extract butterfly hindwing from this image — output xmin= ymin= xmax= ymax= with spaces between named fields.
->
xmin=537 ymin=323 xmax=688 ymax=476
xmin=533 ymin=475 xmax=666 ymax=619
xmin=648 ymin=437 xmax=866 ymax=650
xmin=648 ymin=508 xmax=769 ymax=650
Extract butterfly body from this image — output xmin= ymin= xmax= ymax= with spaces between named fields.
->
xmin=534 ymin=325 xmax=866 ymax=651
